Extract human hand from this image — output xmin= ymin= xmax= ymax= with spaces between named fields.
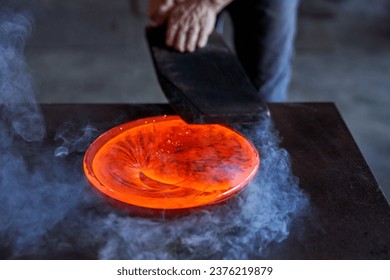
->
xmin=165 ymin=0 xmax=219 ymax=52
xmin=148 ymin=0 xmax=232 ymax=52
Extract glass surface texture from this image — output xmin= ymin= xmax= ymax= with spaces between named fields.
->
xmin=84 ymin=116 xmax=259 ymax=209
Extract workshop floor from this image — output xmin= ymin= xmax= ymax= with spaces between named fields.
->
xmin=2 ymin=0 xmax=390 ymax=201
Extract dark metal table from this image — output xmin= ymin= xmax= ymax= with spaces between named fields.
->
xmin=1 ymin=103 xmax=389 ymax=259
xmin=267 ymin=103 xmax=390 ymax=259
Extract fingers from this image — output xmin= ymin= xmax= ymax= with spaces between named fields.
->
xmin=166 ymin=21 xmax=207 ymax=52
xmin=166 ymin=18 xmax=188 ymax=52
xmin=166 ymin=25 xmax=197 ymax=53
xmin=197 ymin=25 xmax=214 ymax=50
xmin=175 ymin=26 xmax=187 ymax=52
xmin=186 ymin=26 xmax=200 ymax=52
xmin=198 ymin=16 xmax=215 ymax=48
xmin=166 ymin=23 xmax=179 ymax=48
xmin=165 ymin=2 xmax=217 ymax=52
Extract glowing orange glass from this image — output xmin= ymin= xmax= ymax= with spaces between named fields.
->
xmin=83 ymin=116 xmax=259 ymax=209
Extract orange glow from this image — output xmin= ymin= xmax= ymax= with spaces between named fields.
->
xmin=83 ymin=116 xmax=259 ymax=209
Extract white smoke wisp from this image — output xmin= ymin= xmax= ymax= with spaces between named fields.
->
xmin=54 ymin=123 xmax=99 ymax=157
xmin=0 ymin=11 xmax=45 ymax=142
xmin=0 ymin=10 xmax=87 ymax=259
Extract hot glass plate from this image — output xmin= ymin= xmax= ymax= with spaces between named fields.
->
xmin=83 ymin=115 xmax=259 ymax=209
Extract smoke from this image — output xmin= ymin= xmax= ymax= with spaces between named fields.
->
xmin=0 ymin=11 xmax=45 ymax=142
xmin=0 ymin=11 xmax=309 ymax=259
xmin=0 ymin=10 xmax=81 ymax=258
xmin=54 ymin=123 xmax=99 ymax=157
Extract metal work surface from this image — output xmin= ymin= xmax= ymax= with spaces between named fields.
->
xmin=1 ymin=103 xmax=389 ymax=259
xmin=267 ymin=103 xmax=390 ymax=259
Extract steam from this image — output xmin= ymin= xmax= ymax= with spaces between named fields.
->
xmin=0 ymin=10 xmax=79 ymax=258
xmin=54 ymin=123 xmax=99 ymax=157
xmin=0 ymin=11 xmax=45 ymax=142
xmin=0 ymin=11 xmax=309 ymax=259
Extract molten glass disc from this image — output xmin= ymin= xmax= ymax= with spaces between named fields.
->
xmin=83 ymin=115 xmax=259 ymax=210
